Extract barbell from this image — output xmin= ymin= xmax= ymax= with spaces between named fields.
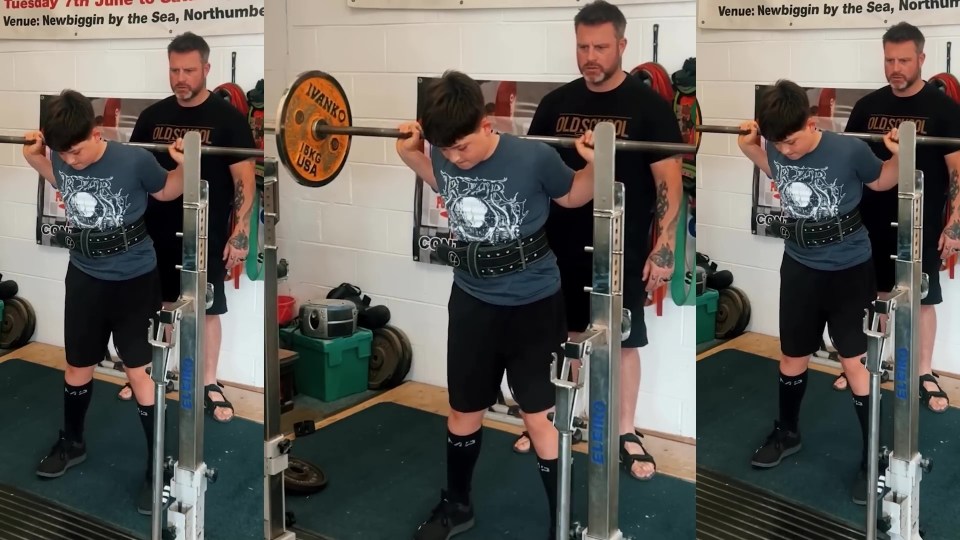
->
xmin=0 ymin=134 xmax=264 ymax=158
xmin=696 ymin=124 xmax=960 ymax=148
xmin=271 ymin=70 xmax=698 ymax=188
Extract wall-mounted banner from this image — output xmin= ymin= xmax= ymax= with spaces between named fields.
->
xmin=751 ymin=84 xmax=873 ymax=238
xmin=1 ymin=0 xmax=263 ymax=40
xmin=351 ymin=0 xmax=678 ymax=9
xmin=699 ymin=1 xmax=960 ymax=30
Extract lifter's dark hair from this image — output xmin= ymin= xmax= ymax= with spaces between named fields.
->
xmin=420 ymin=70 xmax=486 ymax=148
xmin=883 ymin=22 xmax=925 ymax=54
xmin=574 ymin=0 xmax=627 ymax=40
xmin=42 ymin=89 xmax=96 ymax=152
xmin=168 ymin=31 xmax=210 ymax=63
xmin=756 ymin=80 xmax=811 ymax=143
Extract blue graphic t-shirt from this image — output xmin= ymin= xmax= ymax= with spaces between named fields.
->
xmin=766 ymin=130 xmax=883 ymax=271
xmin=430 ymin=133 xmax=576 ymax=305
xmin=51 ymin=141 xmax=169 ymax=281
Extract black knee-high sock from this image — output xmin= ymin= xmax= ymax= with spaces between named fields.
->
xmin=64 ymin=381 xmax=93 ymax=443
xmin=138 ymin=403 xmax=156 ymax=479
xmin=778 ymin=370 xmax=807 ymax=432
xmin=538 ymin=456 xmax=559 ymax=531
xmin=852 ymin=394 xmax=870 ymax=467
xmin=447 ymin=428 xmax=482 ymax=505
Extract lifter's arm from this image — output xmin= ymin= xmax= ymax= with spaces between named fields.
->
xmin=736 ymin=121 xmax=772 ymax=178
xmin=396 ymin=121 xmax=438 ymax=192
xmin=553 ymin=162 xmax=594 ymax=208
xmin=864 ymin=130 xmax=900 ymax=192
xmin=552 ymin=132 xmax=596 ymax=208
xmin=22 ymin=131 xmax=56 ymax=187
xmin=150 ymin=141 xmax=185 ymax=202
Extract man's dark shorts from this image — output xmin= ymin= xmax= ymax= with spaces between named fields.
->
xmin=153 ymin=227 xmax=229 ymax=316
xmin=558 ymin=253 xmax=647 ymax=348
xmin=862 ymin=200 xmax=943 ymax=305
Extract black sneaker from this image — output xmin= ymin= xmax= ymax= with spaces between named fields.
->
xmin=750 ymin=421 xmax=801 ymax=468
xmin=852 ymin=466 xmax=867 ymax=505
xmin=36 ymin=431 xmax=87 ymax=478
xmin=138 ymin=469 xmax=172 ymax=515
xmin=138 ymin=476 xmax=155 ymax=515
xmin=413 ymin=490 xmax=475 ymax=540
xmin=852 ymin=463 xmax=886 ymax=506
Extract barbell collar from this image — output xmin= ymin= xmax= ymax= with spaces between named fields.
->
xmin=696 ymin=124 xmax=960 ymax=148
xmin=311 ymin=123 xmax=696 ymax=154
xmin=0 ymin=134 xmax=263 ymax=158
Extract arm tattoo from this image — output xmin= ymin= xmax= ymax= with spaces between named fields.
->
xmin=948 ymin=169 xmax=960 ymax=240
xmin=233 ymin=177 xmax=252 ymax=224
xmin=950 ymin=169 xmax=959 ymax=205
xmin=230 ymin=230 xmax=250 ymax=250
xmin=650 ymin=244 xmax=673 ymax=268
xmin=654 ymin=181 xmax=669 ymax=237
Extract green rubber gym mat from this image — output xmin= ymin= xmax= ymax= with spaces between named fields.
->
xmin=696 ymin=349 xmax=959 ymax=539
xmin=0 ymin=359 xmax=262 ymax=539
xmin=283 ymin=401 xmax=695 ymax=540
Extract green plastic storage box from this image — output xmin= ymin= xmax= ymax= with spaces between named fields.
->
xmin=697 ymin=289 xmax=719 ymax=345
xmin=279 ymin=327 xmax=372 ymax=402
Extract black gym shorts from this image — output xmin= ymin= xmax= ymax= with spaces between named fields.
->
xmin=64 ymin=263 xmax=161 ymax=369
xmin=779 ymin=253 xmax=877 ymax=359
xmin=862 ymin=205 xmax=943 ymax=305
xmin=446 ymin=282 xmax=567 ymax=414
xmin=154 ymin=229 xmax=229 ymax=316
xmin=558 ymin=253 xmax=647 ymax=348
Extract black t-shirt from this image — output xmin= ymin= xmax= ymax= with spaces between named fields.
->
xmin=846 ymin=83 xmax=960 ymax=232
xmin=131 ymin=92 xmax=256 ymax=245
xmin=527 ymin=73 xmax=684 ymax=268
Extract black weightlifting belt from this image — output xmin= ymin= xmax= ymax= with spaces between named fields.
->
xmin=55 ymin=216 xmax=149 ymax=258
xmin=773 ymin=209 xmax=863 ymax=248
xmin=438 ymin=228 xmax=552 ymax=279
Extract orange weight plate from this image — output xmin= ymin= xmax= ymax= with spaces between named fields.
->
xmin=275 ymin=70 xmax=352 ymax=187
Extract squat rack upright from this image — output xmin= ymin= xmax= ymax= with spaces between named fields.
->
xmin=144 ymin=131 xmax=264 ymax=540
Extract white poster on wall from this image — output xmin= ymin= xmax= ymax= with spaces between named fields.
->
xmin=698 ymin=1 xmax=960 ymax=30
xmin=0 ymin=0 xmax=263 ymax=40
xmin=350 ymin=0 xmax=679 ymax=9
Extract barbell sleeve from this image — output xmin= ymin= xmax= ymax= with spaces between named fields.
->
xmin=0 ymin=134 xmax=263 ymax=158
xmin=311 ymin=124 xmax=696 ymax=154
xmin=696 ymin=124 xmax=960 ymax=148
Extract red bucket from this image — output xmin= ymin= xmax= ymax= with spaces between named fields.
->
xmin=278 ymin=295 xmax=296 ymax=325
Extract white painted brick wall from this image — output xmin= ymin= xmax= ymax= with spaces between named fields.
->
xmin=267 ymin=0 xmax=697 ymax=438
xmin=697 ymin=23 xmax=960 ymax=377
xmin=0 ymin=34 xmax=265 ymax=388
